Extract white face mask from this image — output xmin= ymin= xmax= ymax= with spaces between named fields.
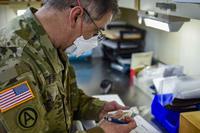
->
xmin=66 ymin=36 xmax=98 ymax=57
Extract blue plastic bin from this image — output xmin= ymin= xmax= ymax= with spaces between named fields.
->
xmin=151 ymin=94 xmax=180 ymax=133
xmin=68 ymin=51 xmax=92 ymax=61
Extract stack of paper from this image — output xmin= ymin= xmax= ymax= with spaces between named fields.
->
xmin=102 ymin=30 xmax=142 ymax=40
xmin=93 ymin=94 xmax=161 ymax=133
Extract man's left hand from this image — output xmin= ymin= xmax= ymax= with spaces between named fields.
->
xmin=99 ymin=101 xmax=129 ymax=119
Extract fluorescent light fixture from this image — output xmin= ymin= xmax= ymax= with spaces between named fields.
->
xmin=144 ymin=18 xmax=170 ymax=32
xmin=138 ymin=16 xmax=143 ymax=24
xmin=17 ymin=9 xmax=26 ymax=16
xmin=138 ymin=10 xmax=190 ymax=32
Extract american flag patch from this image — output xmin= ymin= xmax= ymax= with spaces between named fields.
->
xmin=0 ymin=81 xmax=35 ymax=113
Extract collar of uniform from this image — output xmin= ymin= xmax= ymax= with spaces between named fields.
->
xmin=23 ymin=7 xmax=46 ymax=36
xmin=57 ymin=49 xmax=70 ymax=66
xmin=23 ymin=7 xmax=64 ymax=74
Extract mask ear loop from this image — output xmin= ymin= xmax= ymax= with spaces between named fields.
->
xmin=76 ymin=0 xmax=83 ymax=35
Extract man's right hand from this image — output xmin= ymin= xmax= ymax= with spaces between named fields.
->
xmin=98 ymin=110 xmax=137 ymax=133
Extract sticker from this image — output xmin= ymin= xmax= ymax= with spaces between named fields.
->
xmin=0 ymin=81 xmax=35 ymax=113
xmin=18 ymin=107 xmax=38 ymax=129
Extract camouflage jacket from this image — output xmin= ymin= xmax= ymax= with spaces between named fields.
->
xmin=0 ymin=7 xmax=105 ymax=133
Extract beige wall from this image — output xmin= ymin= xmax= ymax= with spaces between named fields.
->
xmin=120 ymin=8 xmax=200 ymax=76
xmin=0 ymin=2 xmax=41 ymax=28
xmin=0 ymin=5 xmax=16 ymax=28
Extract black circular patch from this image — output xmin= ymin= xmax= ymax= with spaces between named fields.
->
xmin=18 ymin=107 xmax=38 ymax=128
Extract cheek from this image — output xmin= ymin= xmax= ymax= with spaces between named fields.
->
xmin=83 ymin=30 xmax=96 ymax=39
xmin=82 ymin=24 xmax=96 ymax=37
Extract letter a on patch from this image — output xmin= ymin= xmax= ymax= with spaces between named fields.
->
xmin=0 ymin=81 xmax=35 ymax=113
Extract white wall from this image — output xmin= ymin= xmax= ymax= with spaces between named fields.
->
xmin=145 ymin=19 xmax=200 ymax=76
xmin=179 ymin=20 xmax=200 ymax=76
xmin=0 ymin=5 xmax=16 ymax=28
xmin=120 ymin=8 xmax=200 ymax=76
xmin=0 ymin=2 xmax=41 ymax=28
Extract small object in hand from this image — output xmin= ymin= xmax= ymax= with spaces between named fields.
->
xmin=104 ymin=116 xmax=128 ymax=124
xmin=108 ymin=107 xmax=139 ymax=120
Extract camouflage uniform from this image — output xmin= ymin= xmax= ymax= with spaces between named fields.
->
xmin=0 ymin=7 xmax=105 ymax=133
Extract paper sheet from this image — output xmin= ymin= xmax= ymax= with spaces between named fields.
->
xmin=92 ymin=94 xmax=161 ymax=133
xmin=131 ymin=115 xmax=161 ymax=133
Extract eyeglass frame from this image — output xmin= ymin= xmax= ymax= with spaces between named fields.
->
xmin=70 ymin=5 xmax=105 ymax=41
xmin=82 ymin=8 xmax=104 ymax=38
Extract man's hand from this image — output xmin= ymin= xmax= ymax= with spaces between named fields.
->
xmin=99 ymin=110 xmax=137 ymax=133
xmin=99 ymin=101 xmax=129 ymax=120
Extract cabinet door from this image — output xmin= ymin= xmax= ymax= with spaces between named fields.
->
xmin=170 ymin=2 xmax=200 ymax=20
xmin=118 ymin=0 xmax=140 ymax=10
xmin=140 ymin=0 xmax=200 ymax=20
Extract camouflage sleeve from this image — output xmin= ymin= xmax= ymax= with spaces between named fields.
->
xmin=69 ymin=65 xmax=106 ymax=121
xmin=0 ymin=59 xmax=48 ymax=133
xmin=74 ymin=89 xmax=105 ymax=120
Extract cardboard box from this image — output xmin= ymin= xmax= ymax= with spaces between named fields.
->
xmin=180 ymin=111 xmax=200 ymax=133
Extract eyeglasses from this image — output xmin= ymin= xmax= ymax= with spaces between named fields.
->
xmin=83 ymin=8 xmax=105 ymax=41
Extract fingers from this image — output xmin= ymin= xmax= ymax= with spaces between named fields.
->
xmin=117 ymin=104 xmax=129 ymax=110
xmin=123 ymin=116 xmax=132 ymax=122
xmin=122 ymin=106 xmax=130 ymax=110
xmin=111 ymin=101 xmax=130 ymax=110
xmin=99 ymin=115 xmax=137 ymax=133
xmin=127 ymin=119 xmax=137 ymax=131
xmin=113 ymin=118 xmax=137 ymax=132
xmin=119 ymin=116 xmax=137 ymax=131
xmin=108 ymin=110 xmax=123 ymax=119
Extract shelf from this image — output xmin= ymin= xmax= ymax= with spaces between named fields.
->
xmin=173 ymin=0 xmax=200 ymax=4
xmin=140 ymin=0 xmax=200 ymax=20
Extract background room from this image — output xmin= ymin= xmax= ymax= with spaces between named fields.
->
xmin=1 ymin=0 xmax=200 ymax=133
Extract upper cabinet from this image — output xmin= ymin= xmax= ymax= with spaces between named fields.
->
xmin=118 ymin=0 xmax=140 ymax=10
xmin=140 ymin=0 xmax=200 ymax=20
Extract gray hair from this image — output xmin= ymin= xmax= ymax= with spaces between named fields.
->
xmin=43 ymin=0 xmax=119 ymax=22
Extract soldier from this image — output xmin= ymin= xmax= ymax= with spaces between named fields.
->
xmin=0 ymin=0 xmax=136 ymax=133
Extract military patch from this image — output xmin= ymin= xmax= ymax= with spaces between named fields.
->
xmin=17 ymin=107 xmax=38 ymax=129
xmin=0 ymin=81 xmax=35 ymax=113
xmin=0 ymin=120 xmax=8 ymax=133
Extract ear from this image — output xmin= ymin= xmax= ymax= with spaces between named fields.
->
xmin=69 ymin=6 xmax=84 ymax=28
